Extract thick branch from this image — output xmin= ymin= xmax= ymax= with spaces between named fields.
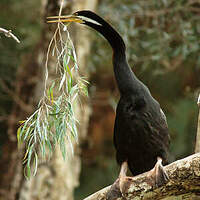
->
xmin=84 ymin=153 xmax=200 ymax=200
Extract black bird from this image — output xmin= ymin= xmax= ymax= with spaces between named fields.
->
xmin=47 ymin=10 xmax=170 ymax=196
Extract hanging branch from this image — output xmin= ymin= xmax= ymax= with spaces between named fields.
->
xmin=17 ymin=0 xmax=88 ymax=178
xmin=0 ymin=27 xmax=20 ymax=43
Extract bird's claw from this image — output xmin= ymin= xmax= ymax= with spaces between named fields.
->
xmin=147 ymin=157 xmax=169 ymax=187
xmin=106 ymin=176 xmax=134 ymax=200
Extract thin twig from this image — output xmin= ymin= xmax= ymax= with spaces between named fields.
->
xmin=0 ymin=79 xmax=33 ymax=113
xmin=58 ymin=0 xmax=64 ymax=16
xmin=195 ymin=93 xmax=200 ymax=153
xmin=18 ymin=0 xmax=88 ymax=177
xmin=0 ymin=27 xmax=20 ymax=43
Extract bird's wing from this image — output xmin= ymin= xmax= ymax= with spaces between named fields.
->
xmin=116 ymin=96 xmax=170 ymax=149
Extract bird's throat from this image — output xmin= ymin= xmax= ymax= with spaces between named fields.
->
xmin=113 ymin=52 xmax=138 ymax=94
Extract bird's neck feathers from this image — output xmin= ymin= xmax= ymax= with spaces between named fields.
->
xmin=84 ymin=17 xmax=126 ymax=54
xmin=113 ymin=54 xmax=140 ymax=94
xmin=84 ymin=15 xmax=139 ymax=94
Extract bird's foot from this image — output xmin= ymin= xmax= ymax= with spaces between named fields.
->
xmin=119 ymin=175 xmax=134 ymax=197
xmin=106 ymin=178 xmax=121 ymax=200
xmin=106 ymin=161 xmax=133 ymax=200
xmin=147 ymin=157 xmax=169 ymax=187
xmin=106 ymin=176 xmax=134 ymax=200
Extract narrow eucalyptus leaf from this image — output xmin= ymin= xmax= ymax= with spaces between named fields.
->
xmin=17 ymin=126 xmax=22 ymax=147
xmin=23 ymin=126 xmax=30 ymax=141
xmin=59 ymin=73 xmax=66 ymax=91
xmin=33 ymin=153 xmax=38 ymax=176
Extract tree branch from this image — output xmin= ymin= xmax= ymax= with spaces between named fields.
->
xmin=84 ymin=153 xmax=200 ymax=200
xmin=195 ymin=94 xmax=200 ymax=153
xmin=0 ymin=27 xmax=20 ymax=43
xmin=0 ymin=79 xmax=33 ymax=113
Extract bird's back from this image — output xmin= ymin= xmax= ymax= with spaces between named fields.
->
xmin=114 ymin=87 xmax=170 ymax=176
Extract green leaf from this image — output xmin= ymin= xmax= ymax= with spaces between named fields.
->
xmin=33 ymin=153 xmax=38 ymax=176
xmin=24 ymin=165 xmax=31 ymax=179
xmin=59 ymin=73 xmax=66 ymax=91
xmin=17 ymin=126 xmax=22 ymax=147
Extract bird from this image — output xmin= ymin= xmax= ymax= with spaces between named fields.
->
xmin=47 ymin=10 xmax=170 ymax=198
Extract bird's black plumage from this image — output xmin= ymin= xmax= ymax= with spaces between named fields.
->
xmin=74 ymin=10 xmax=170 ymax=176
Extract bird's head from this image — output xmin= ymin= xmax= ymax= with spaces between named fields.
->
xmin=47 ymin=10 xmax=126 ymax=54
xmin=47 ymin=10 xmax=104 ymax=27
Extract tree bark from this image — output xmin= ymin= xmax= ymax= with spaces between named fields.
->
xmin=84 ymin=153 xmax=200 ymax=200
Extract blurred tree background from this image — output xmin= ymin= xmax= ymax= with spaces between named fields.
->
xmin=0 ymin=0 xmax=200 ymax=200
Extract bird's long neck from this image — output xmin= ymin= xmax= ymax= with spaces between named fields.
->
xmin=94 ymin=23 xmax=139 ymax=94
xmin=84 ymin=17 xmax=140 ymax=94
xmin=112 ymin=51 xmax=138 ymax=94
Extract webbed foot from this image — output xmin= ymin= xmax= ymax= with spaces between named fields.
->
xmin=106 ymin=162 xmax=133 ymax=200
xmin=147 ymin=157 xmax=169 ymax=187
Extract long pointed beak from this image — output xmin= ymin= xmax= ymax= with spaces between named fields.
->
xmin=47 ymin=15 xmax=83 ymax=24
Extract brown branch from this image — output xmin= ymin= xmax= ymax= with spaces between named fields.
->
xmin=0 ymin=27 xmax=20 ymax=43
xmin=84 ymin=153 xmax=200 ymax=200
xmin=0 ymin=79 xmax=33 ymax=113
